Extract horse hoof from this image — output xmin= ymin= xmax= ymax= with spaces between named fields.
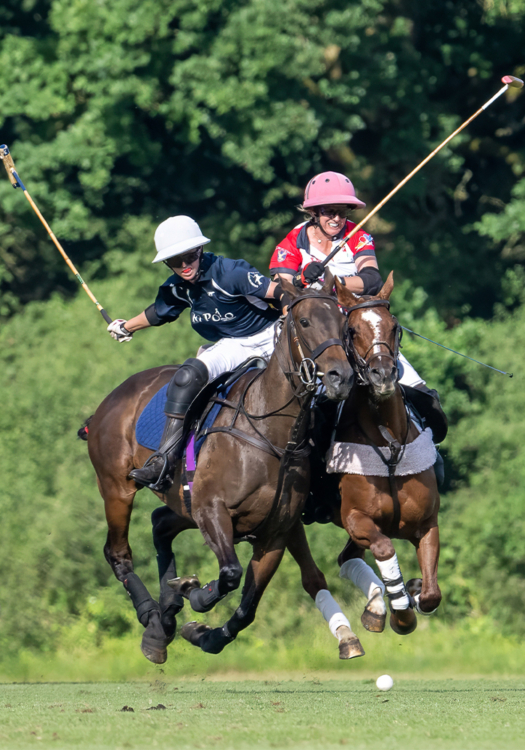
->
xmin=180 ymin=621 xmax=212 ymax=648
xmin=361 ymin=591 xmax=386 ymax=633
xmin=406 ymin=578 xmax=422 ymax=600
xmin=336 ymin=626 xmax=365 ymax=660
xmin=389 ymin=610 xmax=417 ymax=635
xmin=361 ymin=608 xmax=386 ymax=633
xmin=168 ymin=575 xmax=200 ymax=599
xmin=406 ymin=578 xmax=439 ymax=615
xmin=141 ymin=634 xmax=168 ymax=664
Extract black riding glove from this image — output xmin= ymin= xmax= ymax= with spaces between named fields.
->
xmin=302 ymin=261 xmax=325 ymax=285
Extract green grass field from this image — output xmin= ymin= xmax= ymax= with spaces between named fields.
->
xmin=0 ymin=678 xmax=523 ymax=750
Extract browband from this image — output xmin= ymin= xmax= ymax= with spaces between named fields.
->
xmin=346 ymin=299 xmax=391 ymax=314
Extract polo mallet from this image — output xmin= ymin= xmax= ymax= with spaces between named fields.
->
xmin=0 ymin=144 xmax=112 ymax=324
xmin=320 ymin=75 xmax=524 ymax=269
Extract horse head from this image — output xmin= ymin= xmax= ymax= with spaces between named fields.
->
xmin=279 ymin=273 xmax=353 ymax=401
xmin=335 ymin=271 xmax=401 ymax=398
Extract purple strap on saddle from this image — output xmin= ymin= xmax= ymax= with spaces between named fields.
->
xmin=185 ymin=432 xmax=196 ymax=492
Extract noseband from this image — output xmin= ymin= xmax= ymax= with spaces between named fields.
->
xmin=343 ymin=299 xmax=403 ymax=386
xmin=277 ymin=293 xmax=346 ymax=394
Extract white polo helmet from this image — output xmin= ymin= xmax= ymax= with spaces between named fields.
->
xmin=152 ymin=215 xmax=211 ymax=263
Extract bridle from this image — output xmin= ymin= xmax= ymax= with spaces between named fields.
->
xmin=276 ymin=291 xmax=346 ymax=396
xmin=343 ymin=298 xmax=403 ymax=386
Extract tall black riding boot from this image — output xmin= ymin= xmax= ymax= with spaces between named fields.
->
xmin=129 ymin=358 xmax=209 ymax=491
xmin=402 ymin=385 xmax=448 ymax=444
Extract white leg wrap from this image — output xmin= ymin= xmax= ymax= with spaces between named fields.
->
xmin=315 ymin=589 xmax=351 ymax=640
xmin=375 ymin=554 xmax=410 ymax=611
xmin=340 ymin=558 xmax=385 ymax=601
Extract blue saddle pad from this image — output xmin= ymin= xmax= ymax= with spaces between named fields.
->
xmin=135 ymin=378 xmax=243 ymax=457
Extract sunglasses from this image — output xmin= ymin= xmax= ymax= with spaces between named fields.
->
xmin=318 ymin=206 xmax=353 ymax=219
xmin=164 ymin=247 xmax=203 ymax=269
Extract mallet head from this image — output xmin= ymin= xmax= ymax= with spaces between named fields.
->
xmin=502 ymin=75 xmax=524 ymax=89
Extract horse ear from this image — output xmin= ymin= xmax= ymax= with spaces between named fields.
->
xmin=334 ymin=276 xmax=361 ymax=308
xmin=321 ymin=269 xmax=335 ymax=294
xmin=378 ymin=271 xmax=394 ymax=300
xmin=279 ymin=276 xmax=300 ymax=299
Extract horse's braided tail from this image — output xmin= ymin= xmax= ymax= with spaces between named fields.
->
xmin=78 ymin=415 xmax=93 ymax=441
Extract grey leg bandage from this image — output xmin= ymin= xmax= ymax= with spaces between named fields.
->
xmin=315 ymin=589 xmax=351 ymax=639
xmin=340 ymin=558 xmax=385 ymax=601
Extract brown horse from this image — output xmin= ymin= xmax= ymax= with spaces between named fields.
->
xmin=83 ymin=278 xmax=354 ymax=662
xmin=288 ymin=273 xmax=442 ymax=642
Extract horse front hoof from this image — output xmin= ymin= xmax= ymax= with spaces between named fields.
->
xmin=168 ymin=575 xmax=200 ymax=599
xmin=389 ymin=609 xmax=417 ymax=635
xmin=141 ymin=634 xmax=168 ymax=664
xmin=180 ymin=621 xmax=212 ymax=648
xmin=336 ymin=626 xmax=365 ymax=660
xmin=406 ymin=578 xmax=422 ymax=602
xmin=361 ymin=608 xmax=386 ymax=633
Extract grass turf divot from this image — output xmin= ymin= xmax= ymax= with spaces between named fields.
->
xmin=0 ymin=679 xmax=524 ymax=750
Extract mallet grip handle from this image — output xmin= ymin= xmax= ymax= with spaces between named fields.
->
xmin=0 ymin=145 xmax=21 ymax=188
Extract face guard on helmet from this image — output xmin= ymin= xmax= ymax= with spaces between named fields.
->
xmin=303 ymin=171 xmax=366 ymax=210
xmin=152 ymin=216 xmax=211 ymax=264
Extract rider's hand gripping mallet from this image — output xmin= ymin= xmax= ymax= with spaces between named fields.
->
xmin=320 ymin=75 xmax=524 ymax=270
xmin=0 ymin=144 xmax=113 ymax=324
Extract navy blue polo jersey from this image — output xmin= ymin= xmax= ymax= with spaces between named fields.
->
xmin=144 ymin=253 xmax=279 ymax=341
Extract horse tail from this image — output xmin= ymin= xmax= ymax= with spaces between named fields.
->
xmin=78 ymin=415 xmax=93 ymax=441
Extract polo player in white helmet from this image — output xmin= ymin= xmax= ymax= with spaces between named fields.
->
xmin=108 ymin=215 xmax=288 ymax=491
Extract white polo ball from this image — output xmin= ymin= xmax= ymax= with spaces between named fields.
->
xmin=376 ymin=674 xmax=394 ymax=691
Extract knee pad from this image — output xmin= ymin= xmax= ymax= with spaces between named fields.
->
xmin=165 ymin=358 xmax=209 ymax=416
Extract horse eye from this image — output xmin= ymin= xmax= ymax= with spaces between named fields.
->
xmin=299 ymin=318 xmax=310 ymax=328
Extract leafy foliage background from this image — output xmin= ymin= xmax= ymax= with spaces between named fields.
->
xmin=1 ymin=0 xmax=525 ymax=665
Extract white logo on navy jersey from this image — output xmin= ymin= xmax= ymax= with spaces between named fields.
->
xmin=191 ymin=308 xmax=235 ymax=324
xmin=247 ymin=271 xmax=263 ymax=287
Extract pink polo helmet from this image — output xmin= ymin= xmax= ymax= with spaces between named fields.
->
xmin=303 ymin=171 xmax=366 ymax=209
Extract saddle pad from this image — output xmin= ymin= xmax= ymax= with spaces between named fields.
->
xmin=135 ymin=377 xmax=245 ymax=454
xmin=136 ymin=384 xmax=169 ymax=451
xmin=326 ymin=427 xmax=436 ymax=477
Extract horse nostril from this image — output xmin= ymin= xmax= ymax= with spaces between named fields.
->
xmin=327 ymin=369 xmax=343 ymax=386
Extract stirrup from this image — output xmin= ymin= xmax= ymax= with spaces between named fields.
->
xmin=129 ymin=452 xmax=173 ymax=492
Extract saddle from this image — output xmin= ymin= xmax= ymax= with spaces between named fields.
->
xmin=135 ymin=357 xmax=268 ymax=453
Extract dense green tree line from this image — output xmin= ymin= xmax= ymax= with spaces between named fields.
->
xmin=1 ymin=1 xmax=525 ymax=659
xmin=1 ymin=0 xmax=525 ymax=318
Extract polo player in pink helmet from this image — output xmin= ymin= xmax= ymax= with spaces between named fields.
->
xmin=270 ymin=171 xmax=447 ymax=486
xmin=270 ymin=171 xmax=381 ymax=294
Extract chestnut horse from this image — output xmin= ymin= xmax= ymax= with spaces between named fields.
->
xmin=289 ymin=273 xmax=442 ymax=643
xmin=83 ymin=279 xmax=353 ymax=662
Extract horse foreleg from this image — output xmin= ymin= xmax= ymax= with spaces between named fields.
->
xmin=180 ymin=503 xmax=243 ymax=614
xmin=338 ymin=549 xmax=386 ymax=633
xmin=150 ymin=505 xmax=192 ymax=651
xmin=101 ymin=478 xmax=166 ymax=663
xmin=287 ymin=521 xmax=364 ymax=659
xmin=182 ymin=538 xmax=285 ymax=654
xmin=345 ymin=509 xmax=416 ymax=635
xmin=410 ymin=524 xmax=441 ymax=614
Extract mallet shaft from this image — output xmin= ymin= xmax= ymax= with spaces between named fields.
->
xmin=321 ymin=77 xmax=521 ymax=268
xmin=0 ymin=145 xmax=112 ymax=324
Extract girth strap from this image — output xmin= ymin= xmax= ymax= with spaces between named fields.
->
xmin=197 ymin=425 xmax=286 ymax=459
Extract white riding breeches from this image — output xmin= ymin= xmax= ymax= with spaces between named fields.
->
xmin=398 ymin=353 xmax=425 ymax=388
xmin=197 ymin=323 xmax=277 ymax=381
xmin=196 ymin=324 xmax=424 ymax=387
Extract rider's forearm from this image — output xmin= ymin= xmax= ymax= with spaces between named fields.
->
xmin=123 ymin=311 xmax=152 ymax=332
